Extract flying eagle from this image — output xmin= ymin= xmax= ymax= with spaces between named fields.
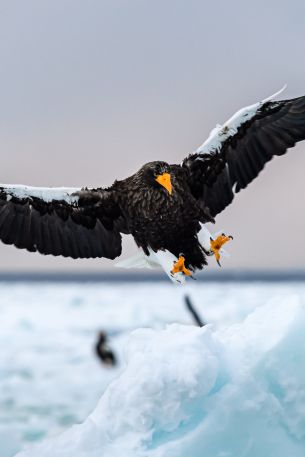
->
xmin=0 ymin=87 xmax=304 ymax=283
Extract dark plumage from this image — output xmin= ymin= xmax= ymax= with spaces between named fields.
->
xmin=111 ymin=162 xmax=212 ymax=270
xmin=0 ymin=89 xmax=305 ymax=280
xmin=95 ymin=332 xmax=116 ymax=367
xmin=184 ymin=295 xmax=206 ymax=327
xmin=183 ymin=94 xmax=305 ymax=217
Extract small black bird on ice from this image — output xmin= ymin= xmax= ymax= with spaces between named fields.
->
xmin=95 ymin=332 xmax=116 ymax=367
xmin=1 ymin=87 xmax=305 ymax=283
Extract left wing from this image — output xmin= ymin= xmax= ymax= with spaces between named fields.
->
xmin=0 ymin=184 xmax=124 ymax=259
xmin=182 ymin=87 xmax=305 ymax=217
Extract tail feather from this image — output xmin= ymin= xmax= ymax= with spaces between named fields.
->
xmin=116 ymin=248 xmax=186 ymax=284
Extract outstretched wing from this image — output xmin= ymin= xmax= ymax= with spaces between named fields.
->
xmin=182 ymin=87 xmax=305 ymax=217
xmin=0 ymin=184 xmax=125 ymax=259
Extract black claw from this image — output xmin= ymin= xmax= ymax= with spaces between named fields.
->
xmin=229 ymin=235 xmax=233 ymax=240
xmin=217 ymin=259 xmax=222 ymax=267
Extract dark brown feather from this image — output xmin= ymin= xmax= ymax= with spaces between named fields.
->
xmin=183 ymin=96 xmax=305 ymax=217
xmin=0 ymin=189 xmax=123 ymax=260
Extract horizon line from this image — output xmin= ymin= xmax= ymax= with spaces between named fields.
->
xmin=0 ymin=269 xmax=304 ymax=282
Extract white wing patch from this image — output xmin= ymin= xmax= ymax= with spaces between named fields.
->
xmin=0 ymin=184 xmax=80 ymax=205
xmin=196 ymin=85 xmax=287 ymax=156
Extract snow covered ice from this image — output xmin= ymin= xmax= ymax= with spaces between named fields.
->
xmin=8 ymin=282 xmax=305 ymax=457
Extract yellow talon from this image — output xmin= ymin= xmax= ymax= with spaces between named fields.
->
xmin=171 ymin=255 xmax=192 ymax=276
xmin=210 ymin=234 xmax=233 ymax=267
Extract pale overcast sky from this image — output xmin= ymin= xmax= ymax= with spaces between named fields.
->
xmin=0 ymin=0 xmax=305 ymax=272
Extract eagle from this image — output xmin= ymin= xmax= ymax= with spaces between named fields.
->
xmin=0 ymin=87 xmax=304 ymax=284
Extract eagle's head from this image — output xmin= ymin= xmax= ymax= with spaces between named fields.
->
xmin=141 ymin=161 xmax=172 ymax=195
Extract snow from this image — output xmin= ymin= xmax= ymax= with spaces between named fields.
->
xmin=2 ymin=281 xmax=304 ymax=457
xmin=195 ymin=85 xmax=286 ymax=156
xmin=0 ymin=184 xmax=80 ymax=204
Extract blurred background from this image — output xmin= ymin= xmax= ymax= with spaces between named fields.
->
xmin=0 ymin=0 xmax=305 ymax=273
xmin=1 ymin=2 xmax=305 ymax=456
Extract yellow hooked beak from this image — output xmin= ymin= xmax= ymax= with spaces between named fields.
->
xmin=155 ymin=172 xmax=172 ymax=194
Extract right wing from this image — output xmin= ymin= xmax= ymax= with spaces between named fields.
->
xmin=0 ymin=184 xmax=125 ymax=259
xmin=182 ymin=87 xmax=305 ymax=217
